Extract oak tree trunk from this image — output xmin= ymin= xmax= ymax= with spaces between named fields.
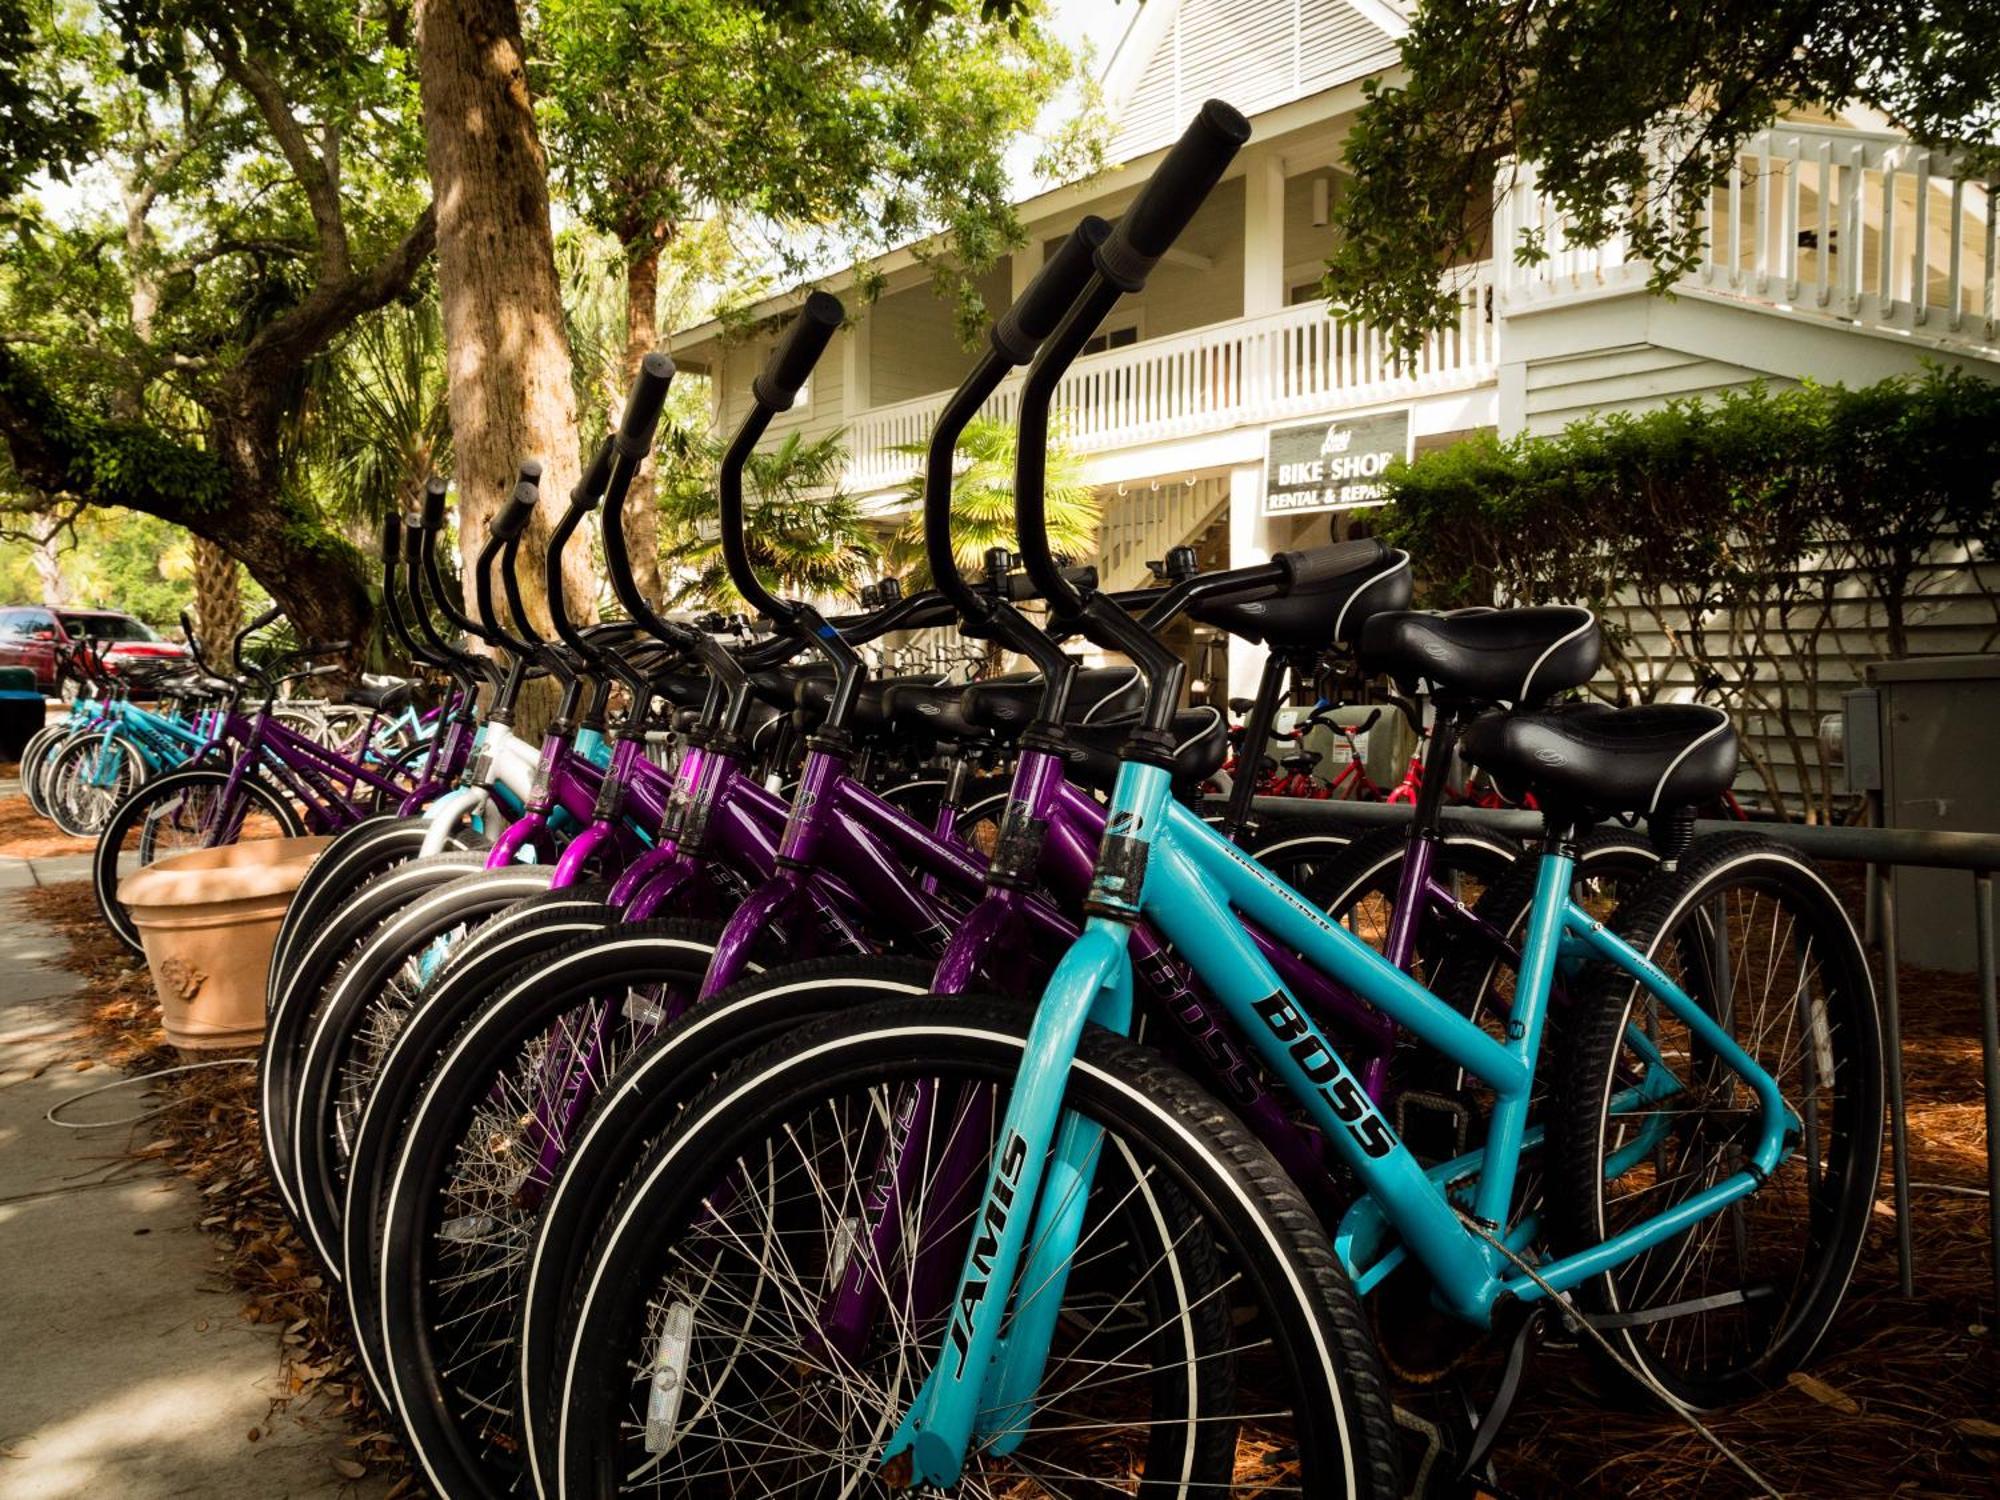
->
xmin=415 ymin=0 xmax=593 ymax=641
xmin=619 ymin=229 xmax=664 ymax=607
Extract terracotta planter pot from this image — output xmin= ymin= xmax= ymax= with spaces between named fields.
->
xmin=120 ymin=836 xmax=332 ymax=1051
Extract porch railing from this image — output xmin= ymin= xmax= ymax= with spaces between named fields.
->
xmin=1496 ymin=123 xmax=1999 ymax=353
xmin=844 ymin=269 xmax=1498 ymax=494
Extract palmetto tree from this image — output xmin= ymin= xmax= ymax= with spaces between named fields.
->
xmin=296 ymin=300 xmax=453 ymax=546
xmin=656 ymin=426 xmax=878 ymax=609
xmin=889 ymin=415 xmax=1101 ymax=583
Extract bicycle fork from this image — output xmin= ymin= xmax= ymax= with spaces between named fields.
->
xmin=880 ymin=761 xmax=1166 ymax=1487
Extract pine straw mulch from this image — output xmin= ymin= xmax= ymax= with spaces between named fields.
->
xmin=0 ymin=781 xmax=94 ymax=859
xmin=15 ymin=854 xmax=2000 ymax=1497
xmin=18 ymin=877 xmax=419 ymax=1495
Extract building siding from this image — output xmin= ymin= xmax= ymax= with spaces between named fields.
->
xmin=1110 ymin=0 xmax=1399 ymax=162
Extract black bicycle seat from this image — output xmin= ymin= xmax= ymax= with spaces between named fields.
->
xmin=1191 ymin=543 xmax=1412 ymax=653
xmin=960 ymin=666 xmax=1145 ymax=740
xmin=1459 ymin=702 xmax=1737 ymax=814
xmin=1359 ymin=607 xmax=1600 ymax=706
xmin=1059 ymin=706 xmax=1228 ymax=797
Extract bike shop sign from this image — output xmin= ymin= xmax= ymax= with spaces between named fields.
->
xmin=1262 ymin=408 xmax=1410 ymax=515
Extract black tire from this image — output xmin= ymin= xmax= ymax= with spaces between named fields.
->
xmin=367 ymin=738 xmax=438 ymax=814
xmin=20 ymin=722 xmax=72 ymax=818
xmin=269 ymin=814 xmax=429 ymax=1003
xmin=369 ymin=920 xmax=729 ymax=1496
xmin=46 ymin=729 xmax=149 ymax=837
xmin=551 ymin=996 xmax=1403 ymax=1499
xmin=338 ymin=892 xmax=626 ymax=1408
xmin=1245 ymin=808 xmax=1372 ymax=890
xmin=91 ymin=767 xmax=305 ymax=954
xmin=1297 ymin=819 xmax=1521 ymax=982
xmin=1552 ymin=835 xmax=1884 ymax=1408
xmin=287 ymin=866 xmax=560 ymax=1277
xmin=258 ymin=850 xmax=491 ymax=1222
xmin=517 ymin=953 xmax=939 ymax=1489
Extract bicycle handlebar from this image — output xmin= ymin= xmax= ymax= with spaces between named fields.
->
xmin=752 ymin=291 xmax=842 ymax=411
xmin=1095 ymin=100 xmax=1251 ymax=291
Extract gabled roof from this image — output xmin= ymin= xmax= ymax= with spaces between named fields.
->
xmin=1103 ymin=0 xmax=1406 ymax=163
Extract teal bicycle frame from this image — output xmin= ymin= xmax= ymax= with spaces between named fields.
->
xmin=888 ymin=758 xmax=1803 ymax=1483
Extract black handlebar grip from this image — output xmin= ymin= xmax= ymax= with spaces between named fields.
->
xmin=421 ymin=476 xmax=448 ymax=531
xmin=1274 ymin=538 xmax=1387 ymax=592
xmin=990 ymin=217 xmax=1114 ymax=364
xmin=381 ymin=513 xmax=402 ymax=565
xmin=493 ymin=479 xmax=539 ymax=542
xmin=751 ymin=291 xmax=844 ymax=410
xmin=402 ymin=513 xmax=424 ymax=563
xmin=248 ymin=604 xmax=282 ymax=632
xmin=616 ymin=352 xmax=675 ymax=457
xmin=179 ymin=609 xmax=195 ymax=639
xmin=517 ymin=458 xmax=544 ymax=487
xmin=1097 ymin=101 xmax=1252 ymax=291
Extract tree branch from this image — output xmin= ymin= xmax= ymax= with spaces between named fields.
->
xmin=209 ymin=38 xmax=351 ymax=284
xmin=236 ymin=201 xmax=437 ymax=390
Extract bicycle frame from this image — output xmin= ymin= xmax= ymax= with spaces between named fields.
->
xmin=219 ymin=707 xmax=417 ymax=831
xmin=888 ymin=758 xmax=1802 ymax=1483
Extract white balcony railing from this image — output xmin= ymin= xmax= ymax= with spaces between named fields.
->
xmin=844 ymin=270 xmax=1498 ymax=494
xmin=1497 ymin=124 xmax=1999 ymax=352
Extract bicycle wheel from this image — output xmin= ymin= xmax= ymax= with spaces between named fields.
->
xmin=1297 ymin=819 xmax=1520 ymax=983
xmin=551 ymin=996 xmax=1403 ymax=1499
xmin=270 ymin=814 xmax=432 ymax=1001
xmin=259 ymin=850 xmax=492 ymax=1221
xmin=20 ymin=723 xmax=72 ymax=818
xmin=1553 ymin=834 xmax=1883 ymax=1408
xmin=1244 ymin=808 xmax=1371 ymax=890
xmin=47 ymin=730 xmax=150 ymax=836
xmin=288 ymin=865 xmax=559 ymax=1276
xmin=367 ymin=920 xmax=728 ymax=1495
xmin=517 ymin=954 xmax=939 ymax=1489
xmin=91 ymin=768 xmax=304 ymax=954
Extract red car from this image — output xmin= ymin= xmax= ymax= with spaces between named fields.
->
xmin=0 ymin=606 xmax=190 ymax=695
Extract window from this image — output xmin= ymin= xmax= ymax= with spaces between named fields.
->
xmin=1081 ymin=320 xmax=1140 ymax=357
xmin=1 ymin=609 xmax=54 ymax=639
xmin=62 ymin=613 xmax=156 ymax=642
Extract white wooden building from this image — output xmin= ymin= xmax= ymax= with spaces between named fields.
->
xmin=665 ymin=0 xmax=2000 ymax=783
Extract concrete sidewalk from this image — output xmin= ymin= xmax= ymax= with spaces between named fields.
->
xmin=0 ymin=851 xmax=388 ymax=1499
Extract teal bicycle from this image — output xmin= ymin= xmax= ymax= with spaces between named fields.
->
xmin=548 ymin=104 xmax=1883 ymax=1499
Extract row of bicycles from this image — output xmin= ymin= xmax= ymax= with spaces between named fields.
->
xmin=62 ymin=101 xmax=1880 ymax=1498
xmin=17 ymin=627 xmax=431 ymax=844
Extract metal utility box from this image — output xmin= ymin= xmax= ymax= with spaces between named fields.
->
xmin=1857 ymin=654 xmax=2000 ymax=972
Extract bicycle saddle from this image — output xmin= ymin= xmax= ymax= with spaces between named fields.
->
xmin=1359 ymin=606 xmax=1600 ymax=705
xmin=792 ymin=673 xmax=945 ymax=737
xmin=877 ymin=676 xmax=1024 ymax=744
xmin=748 ymin=663 xmax=832 ymax=712
xmin=1058 ymin=706 xmax=1228 ymax=797
xmin=351 ymin=675 xmax=418 ymax=712
xmin=649 ymin=669 xmax=710 ymax=710
xmin=1189 ymin=542 xmax=1412 ymax=652
xmin=1458 ymin=702 xmax=1737 ymax=814
xmin=959 ymin=666 xmax=1144 ymax=738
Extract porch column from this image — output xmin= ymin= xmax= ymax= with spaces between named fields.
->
xmin=1226 ymin=463 xmax=1274 ymax=701
xmin=841 ymin=312 xmax=872 ymax=421
xmin=1011 ymin=242 xmax=1040 ymax=303
xmin=1243 ymin=154 xmax=1287 ymax=319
